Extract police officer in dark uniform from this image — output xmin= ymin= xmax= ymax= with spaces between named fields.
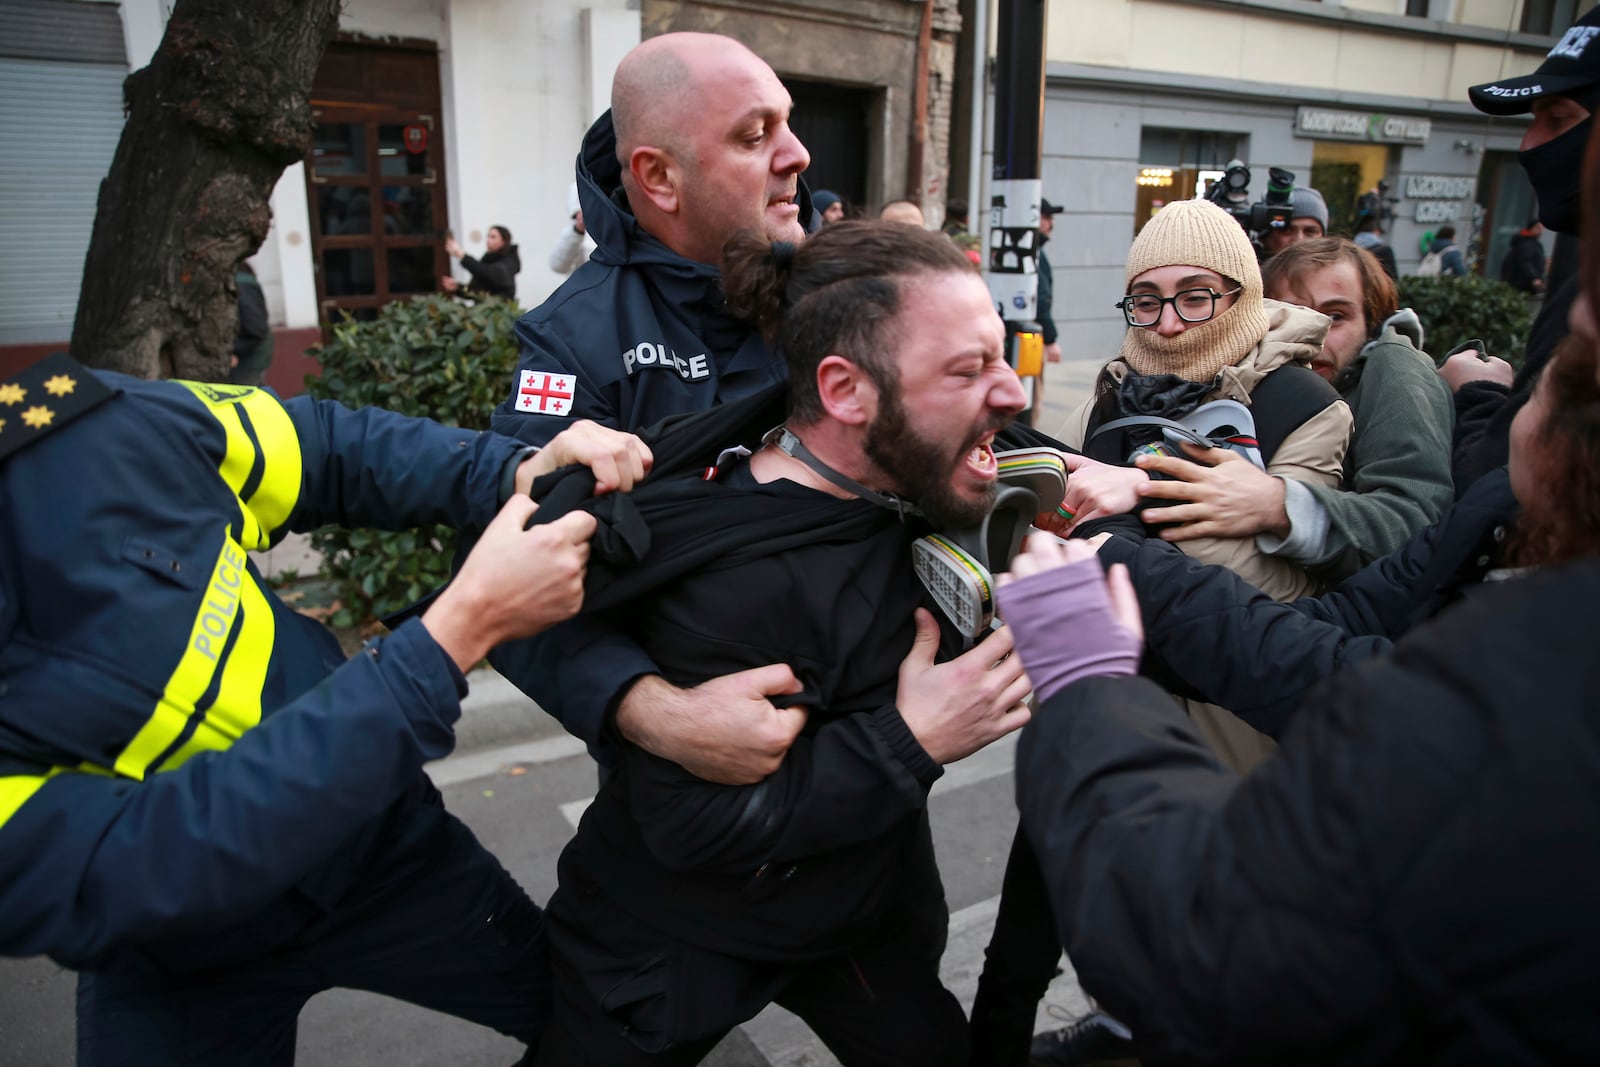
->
xmin=489 ymin=32 xmax=820 ymax=793
xmin=0 ymin=354 xmax=648 ymax=1065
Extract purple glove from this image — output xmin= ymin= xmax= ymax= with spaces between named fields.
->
xmin=996 ymin=558 xmax=1141 ymax=703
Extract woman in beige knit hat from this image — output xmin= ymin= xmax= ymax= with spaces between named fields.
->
xmin=971 ymin=196 xmax=1356 ymax=1067
xmin=1057 ymin=197 xmax=1354 ymax=768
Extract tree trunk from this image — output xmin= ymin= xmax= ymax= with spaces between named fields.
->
xmin=71 ymin=0 xmax=341 ymax=380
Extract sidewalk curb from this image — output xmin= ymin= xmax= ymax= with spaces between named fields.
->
xmin=461 ymin=664 xmax=535 ymax=715
xmin=427 ymin=733 xmax=589 ymax=788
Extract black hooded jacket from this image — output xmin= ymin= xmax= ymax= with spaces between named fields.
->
xmin=483 ymin=110 xmax=817 ymax=742
xmin=1452 ymin=273 xmax=1578 ymax=493
xmin=459 ymin=245 xmax=520 ymax=299
xmin=1096 ymin=467 xmax=1518 ymax=737
xmin=518 ymin=386 xmax=960 ymax=960
xmin=489 ymin=111 xmax=810 ymax=449
xmin=1018 ymin=545 xmax=1600 ymax=1063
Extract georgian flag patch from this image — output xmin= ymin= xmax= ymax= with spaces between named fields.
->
xmin=515 ymin=370 xmax=576 ymax=416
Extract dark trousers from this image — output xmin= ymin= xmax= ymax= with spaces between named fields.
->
xmin=532 ymin=872 xmax=970 ymax=1067
xmin=76 ymin=804 xmax=549 ymax=1067
xmin=968 ymin=828 xmax=1064 ymax=1067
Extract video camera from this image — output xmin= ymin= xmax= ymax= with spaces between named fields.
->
xmin=1356 ymin=182 xmax=1399 ymax=226
xmin=1204 ymin=159 xmax=1296 ymax=240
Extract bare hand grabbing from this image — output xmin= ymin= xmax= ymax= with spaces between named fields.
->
xmin=1040 ymin=453 xmax=1150 ymax=534
xmin=614 ymin=667 xmax=809 ymax=785
xmin=1438 ymin=350 xmax=1514 ymax=392
xmin=1135 ymin=442 xmax=1288 ymax=540
xmin=515 ymin=420 xmax=654 ymax=496
xmin=895 ymin=609 xmax=1032 ymax=764
xmin=444 ymin=237 xmax=464 ymax=260
xmin=423 ymin=500 xmax=597 ymax=671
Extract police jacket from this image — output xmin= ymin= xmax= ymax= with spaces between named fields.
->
xmin=0 ymin=374 xmax=523 ymax=970
xmin=1096 ymin=466 xmax=1518 ymax=739
xmin=521 ymin=387 xmax=954 ymax=960
xmin=489 ymin=110 xmax=804 ymax=448
xmin=487 ymin=110 xmax=814 ymax=744
xmin=1016 ymin=550 xmax=1600 ymax=1064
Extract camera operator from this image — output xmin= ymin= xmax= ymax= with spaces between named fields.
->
xmin=1202 ymin=159 xmax=1307 ymax=261
xmin=1259 ymin=187 xmax=1328 ymax=259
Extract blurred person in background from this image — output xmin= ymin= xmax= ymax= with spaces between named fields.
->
xmin=444 ymin=224 xmax=520 ymax=300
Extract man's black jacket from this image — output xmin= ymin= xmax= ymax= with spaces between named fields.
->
xmin=490 ymin=383 xmax=1068 ymax=753
xmin=1096 ymin=467 xmax=1517 ymax=737
xmin=459 ymin=245 xmax=520 ymax=300
xmin=1017 ymin=553 xmax=1600 ymax=1064
xmin=519 ymin=385 xmax=959 ymax=959
xmin=1451 ymin=274 xmax=1576 ymax=493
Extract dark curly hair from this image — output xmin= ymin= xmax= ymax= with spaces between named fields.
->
xmin=720 ymin=219 xmax=979 ymax=423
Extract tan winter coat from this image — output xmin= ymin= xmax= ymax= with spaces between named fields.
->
xmin=1062 ymin=299 xmax=1353 ymax=602
xmin=1063 ymin=301 xmax=1353 ymax=772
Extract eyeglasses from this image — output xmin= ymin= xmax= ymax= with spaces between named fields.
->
xmin=1115 ymin=287 xmax=1242 ymax=328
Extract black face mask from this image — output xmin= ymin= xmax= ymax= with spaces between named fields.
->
xmin=1520 ymin=116 xmax=1591 ymax=235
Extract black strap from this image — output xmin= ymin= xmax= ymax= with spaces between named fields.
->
xmin=1081 ymin=364 xmax=1337 ymax=465
xmin=1246 ymin=364 xmax=1341 ymax=462
xmin=1088 ymin=414 xmax=1217 ymax=450
xmin=767 ymin=426 xmax=923 ymax=519
xmin=1082 ymin=386 xmax=1129 ymax=464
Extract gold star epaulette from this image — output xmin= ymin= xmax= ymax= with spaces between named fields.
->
xmin=0 ymin=352 xmax=116 ymax=465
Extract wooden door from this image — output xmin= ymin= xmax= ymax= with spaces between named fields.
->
xmin=304 ymin=42 xmax=448 ymax=324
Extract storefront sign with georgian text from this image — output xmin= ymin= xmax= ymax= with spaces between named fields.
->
xmin=1295 ymin=107 xmax=1431 ymax=144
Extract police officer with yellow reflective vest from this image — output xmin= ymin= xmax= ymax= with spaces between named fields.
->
xmin=0 ymin=354 xmax=650 ymax=1065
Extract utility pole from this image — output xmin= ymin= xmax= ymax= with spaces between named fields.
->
xmin=984 ymin=0 xmax=1048 ymax=417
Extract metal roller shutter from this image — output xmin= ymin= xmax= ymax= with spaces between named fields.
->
xmin=0 ymin=1 xmax=127 ymax=345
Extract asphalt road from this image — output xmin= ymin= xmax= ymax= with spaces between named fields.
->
xmin=0 ymin=728 xmax=1091 ymax=1066
xmin=0 ymin=361 xmax=1103 ymax=1065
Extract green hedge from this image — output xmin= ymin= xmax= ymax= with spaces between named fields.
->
xmin=1397 ymin=274 xmax=1533 ymax=368
xmin=303 ymin=295 xmax=522 ymax=625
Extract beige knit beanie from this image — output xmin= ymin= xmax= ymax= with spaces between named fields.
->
xmin=1118 ymin=198 xmax=1271 ymax=382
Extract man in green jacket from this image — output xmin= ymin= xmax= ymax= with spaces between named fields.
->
xmin=1135 ymin=236 xmax=1454 ymax=581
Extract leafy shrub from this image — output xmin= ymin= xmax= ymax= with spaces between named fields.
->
xmin=1397 ymin=274 xmax=1533 ymax=368
xmin=304 ymin=295 xmax=522 ymax=625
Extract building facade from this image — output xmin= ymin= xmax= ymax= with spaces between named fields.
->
xmin=999 ymin=0 xmax=1590 ymax=362
xmin=0 ymin=0 xmax=962 ymax=388
xmin=2 ymin=0 xmax=1587 ymax=380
